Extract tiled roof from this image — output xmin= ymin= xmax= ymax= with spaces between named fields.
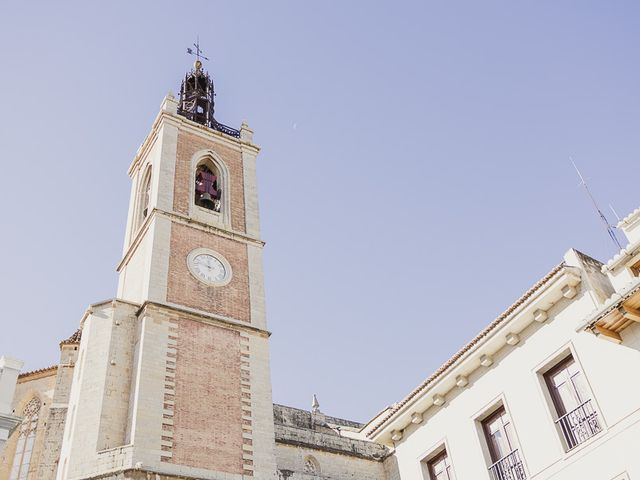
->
xmin=366 ymin=262 xmax=566 ymax=437
xmin=17 ymin=365 xmax=57 ymax=380
xmin=59 ymin=328 xmax=82 ymax=346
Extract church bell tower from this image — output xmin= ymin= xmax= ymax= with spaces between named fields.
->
xmin=56 ymin=58 xmax=277 ymax=480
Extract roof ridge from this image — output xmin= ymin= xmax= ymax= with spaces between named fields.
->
xmin=18 ymin=365 xmax=58 ymax=379
xmin=366 ymin=261 xmax=566 ymax=437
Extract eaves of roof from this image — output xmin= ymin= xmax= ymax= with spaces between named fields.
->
xmin=365 ymin=262 xmax=567 ymax=438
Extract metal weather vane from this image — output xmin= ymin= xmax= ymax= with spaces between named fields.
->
xmin=187 ymin=36 xmax=209 ymax=63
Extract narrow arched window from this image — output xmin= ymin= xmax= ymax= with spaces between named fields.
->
xmin=194 ymin=164 xmax=222 ymax=212
xmin=137 ymin=166 xmax=152 ymax=228
xmin=9 ymin=397 xmax=41 ymax=480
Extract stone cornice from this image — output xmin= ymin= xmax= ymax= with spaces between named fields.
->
xmin=116 ymin=209 xmax=263 ymax=273
xmin=79 ymin=298 xmax=141 ymax=328
xmin=138 ymin=300 xmax=271 ymax=338
xmin=365 ymin=263 xmax=581 ymax=443
xmin=0 ymin=412 xmax=22 ymax=437
xmin=77 ymin=297 xmax=269 ymax=338
xmin=128 ymin=97 xmax=260 ymax=177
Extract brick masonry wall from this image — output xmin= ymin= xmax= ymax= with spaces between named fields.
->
xmin=166 ymin=222 xmax=251 ymax=322
xmin=170 ymin=317 xmax=245 ymax=474
xmin=173 ymin=130 xmax=246 ymax=233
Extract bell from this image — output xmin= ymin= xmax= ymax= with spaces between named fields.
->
xmin=199 ymin=192 xmax=215 ymax=209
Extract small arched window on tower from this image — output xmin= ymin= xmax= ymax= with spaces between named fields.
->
xmin=195 ymin=163 xmax=222 ymax=212
xmin=137 ymin=166 xmax=152 ymax=228
xmin=9 ymin=397 xmax=41 ymax=480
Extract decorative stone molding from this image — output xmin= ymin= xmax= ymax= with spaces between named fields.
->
xmin=533 ymin=309 xmax=548 ymax=323
xmin=410 ymin=412 xmax=423 ymax=424
xmin=390 ymin=429 xmax=403 ymax=442
xmin=239 ymin=332 xmax=254 ymax=476
xmin=240 ymin=122 xmax=254 ymax=143
xmin=455 ymin=375 xmax=468 ymax=388
xmin=432 ymin=394 xmax=445 ymax=407
xmin=506 ymin=333 xmax=520 ymax=346
xmin=562 ymin=285 xmax=577 ymax=299
xmin=160 ymin=319 xmax=178 ymax=463
xmin=480 ymin=354 xmax=493 ymax=368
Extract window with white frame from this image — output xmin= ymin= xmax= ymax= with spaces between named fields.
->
xmin=544 ymin=355 xmax=601 ymax=451
xmin=426 ymin=449 xmax=455 ymax=480
xmin=481 ymin=406 xmax=526 ymax=480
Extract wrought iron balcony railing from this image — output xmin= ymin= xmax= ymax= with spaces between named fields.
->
xmin=488 ymin=449 xmax=527 ymax=480
xmin=555 ymin=399 xmax=601 ymax=450
xmin=212 ymin=121 xmax=241 ymax=138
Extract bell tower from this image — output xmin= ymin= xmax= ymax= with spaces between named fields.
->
xmin=57 ymin=57 xmax=277 ymax=480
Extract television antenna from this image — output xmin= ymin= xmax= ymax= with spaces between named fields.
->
xmin=571 ymin=158 xmax=622 ymax=250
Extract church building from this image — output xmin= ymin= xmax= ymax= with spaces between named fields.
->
xmin=1 ymin=60 xmax=640 ymax=480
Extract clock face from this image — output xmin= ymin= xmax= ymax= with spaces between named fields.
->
xmin=187 ymin=249 xmax=231 ymax=286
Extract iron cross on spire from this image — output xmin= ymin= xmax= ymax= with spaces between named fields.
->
xmin=187 ymin=36 xmax=210 ymax=62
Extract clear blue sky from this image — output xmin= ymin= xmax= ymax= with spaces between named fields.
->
xmin=1 ymin=1 xmax=639 ymax=422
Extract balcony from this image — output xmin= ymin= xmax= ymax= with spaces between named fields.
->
xmin=488 ymin=449 xmax=526 ymax=480
xmin=555 ymin=399 xmax=601 ymax=450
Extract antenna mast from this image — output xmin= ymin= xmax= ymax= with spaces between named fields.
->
xmin=571 ymin=159 xmax=623 ymax=250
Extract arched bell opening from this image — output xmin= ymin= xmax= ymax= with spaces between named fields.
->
xmin=194 ymin=162 xmax=222 ymax=213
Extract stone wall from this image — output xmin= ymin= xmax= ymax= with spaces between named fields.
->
xmin=35 ymin=343 xmax=78 ymax=479
xmin=273 ymin=405 xmax=388 ymax=480
xmin=0 ymin=368 xmax=57 ymax=479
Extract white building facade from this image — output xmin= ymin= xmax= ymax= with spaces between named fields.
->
xmin=364 ymin=211 xmax=640 ymax=480
xmin=0 ymin=357 xmax=23 ymax=452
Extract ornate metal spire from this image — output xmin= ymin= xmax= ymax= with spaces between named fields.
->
xmin=177 ymin=39 xmax=240 ymax=138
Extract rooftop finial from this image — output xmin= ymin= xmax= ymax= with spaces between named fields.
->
xmin=311 ymin=394 xmax=321 ymax=414
xmin=187 ymin=35 xmax=209 ymax=69
xmin=177 ymin=39 xmax=241 ymax=138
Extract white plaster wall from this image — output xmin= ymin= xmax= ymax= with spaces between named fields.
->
xmin=389 ymin=287 xmax=640 ymax=480
xmin=0 ymin=357 xmax=23 ymax=416
xmin=620 ymin=210 xmax=640 ymax=244
xmin=607 ymin=266 xmax=637 ymax=293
